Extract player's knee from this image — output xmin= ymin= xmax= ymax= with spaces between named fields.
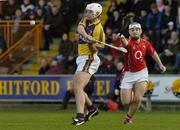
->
xmin=73 ymin=83 xmax=84 ymax=95
xmin=72 ymin=80 xmax=81 ymax=92
xmin=73 ymin=85 xmax=80 ymax=94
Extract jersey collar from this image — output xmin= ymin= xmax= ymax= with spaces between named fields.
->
xmin=89 ymin=19 xmax=100 ymax=25
xmin=130 ymin=37 xmax=141 ymax=44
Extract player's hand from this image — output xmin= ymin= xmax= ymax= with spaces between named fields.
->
xmin=115 ymin=33 xmax=121 ymax=39
xmin=85 ymin=35 xmax=96 ymax=42
xmin=118 ymin=33 xmax=128 ymax=47
xmin=116 ymin=33 xmax=125 ymax=39
xmin=117 ymin=33 xmax=126 ymax=41
xmin=159 ymin=64 xmax=166 ymax=73
xmin=120 ymin=34 xmax=126 ymax=39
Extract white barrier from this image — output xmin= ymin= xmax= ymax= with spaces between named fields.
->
xmin=149 ymin=75 xmax=180 ymax=102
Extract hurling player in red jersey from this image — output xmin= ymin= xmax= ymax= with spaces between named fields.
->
xmin=118 ymin=22 xmax=166 ymax=124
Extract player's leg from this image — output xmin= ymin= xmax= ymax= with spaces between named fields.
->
xmin=84 ymin=57 xmax=100 ymax=122
xmin=120 ymin=88 xmax=133 ymax=105
xmin=120 ymin=88 xmax=133 ymax=124
xmin=120 ymin=71 xmax=134 ymax=124
xmin=72 ymin=54 xmax=100 ymax=125
xmin=84 ymin=92 xmax=99 ymax=121
xmin=72 ymin=71 xmax=91 ymax=125
xmin=126 ymin=81 xmax=147 ymax=123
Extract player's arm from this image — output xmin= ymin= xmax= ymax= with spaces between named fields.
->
xmin=77 ymin=24 xmax=89 ymax=39
xmin=77 ymin=19 xmax=95 ymax=42
xmin=118 ymin=34 xmax=128 ymax=47
xmin=151 ymin=51 xmax=166 ymax=73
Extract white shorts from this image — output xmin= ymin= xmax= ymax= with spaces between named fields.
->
xmin=76 ymin=54 xmax=100 ymax=75
xmin=120 ymin=68 xmax=148 ymax=89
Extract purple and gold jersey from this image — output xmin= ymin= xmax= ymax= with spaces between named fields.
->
xmin=78 ymin=18 xmax=105 ymax=55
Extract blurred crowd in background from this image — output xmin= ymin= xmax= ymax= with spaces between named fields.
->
xmin=103 ymin=0 xmax=180 ymax=74
xmin=0 ymin=0 xmax=180 ymax=75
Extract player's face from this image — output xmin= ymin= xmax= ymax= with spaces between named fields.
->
xmin=129 ymin=27 xmax=142 ymax=40
xmin=85 ymin=10 xmax=95 ymax=21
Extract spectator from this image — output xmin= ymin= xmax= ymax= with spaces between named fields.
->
xmin=61 ymin=0 xmax=78 ymax=32
xmin=161 ymin=4 xmax=176 ymax=32
xmin=58 ymin=33 xmax=77 ymax=73
xmin=42 ymin=0 xmax=52 ymax=21
xmin=155 ymin=31 xmax=180 ymax=73
xmin=106 ymin=0 xmax=118 ymax=17
xmin=20 ymin=0 xmax=35 ymax=19
xmin=104 ymin=27 xmax=113 ymax=44
xmin=110 ymin=32 xmax=124 ymax=59
xmin=162 ymin=21 xmax=176 ymax=44
xmin=176 ymin=5 xmax=180 ymax=30
xmin=0 ymin=2 xmax=2 ymax=16
xmin=74 ymin=0 xmax=85 ymax=13
xmin=3 ymin=0 xmax=19 ymax=20
xmin=43 ymin=6 xmax=65 ymax=50
xmin=35 ymin=0 xmax=48 ymax=20
xmin=156 ymin=0 xmax=165 ymax=13
xmin=38 ymin=57 xmax=49 ymax=74
xmin=28 ymin=10 xmax=36 ymax=20
xmin=118 ymin=0 xmax=131 ymax=14
xmin=104 ymin=10 xmax=121 ymax=31
xmin=164 ymin=0 xmax=178 ymax=18
xmin=130 ymin=0 xmax=144 ymax=16
xmin=96 ymin=56 xmax=107 ymax=74
xmin=103 ymin=53 xmax=117 ymax=74
xmin=13 ymin=9 xmax=23 ymax=33
xmin=47 ymin=55 xmax=67 ymax=74
xmin=36 ymin=0 xmax=46 ymax=11
xmin=35 ymin=8 xmax=44 ymax=20
xmin=146 ymin=3 xmax=164 ymax=52
xmin=0 ymin=35 xmax=7 ymax=54
xmin=58 ymin=33 xmax=74 ymax=59
xmin=139 ymin=9 xmax=148 ymax=30
xmin=51 ymin=0 xmax=61 ymax=9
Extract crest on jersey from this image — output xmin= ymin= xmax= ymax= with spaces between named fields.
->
xmin=134 ymin=50 xmax=142 ymax=60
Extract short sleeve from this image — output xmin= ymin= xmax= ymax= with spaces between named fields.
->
xmin=146 ymin=41 xmax=155 ymax=55
xmin=79 ymin=18 xmax=87 ymax=27
xmin=127 ymin=39 xmax=131 ymax=48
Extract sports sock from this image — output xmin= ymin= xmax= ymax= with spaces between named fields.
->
xmin=76 ymin=113 xmax=84 ymax=120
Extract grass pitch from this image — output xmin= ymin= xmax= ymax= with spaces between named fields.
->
xmin=0 ymin=110 xmax=179 ymax=130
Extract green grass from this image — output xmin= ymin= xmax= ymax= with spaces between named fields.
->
xmin=0 ymin=110 xmax=179 ymax=130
